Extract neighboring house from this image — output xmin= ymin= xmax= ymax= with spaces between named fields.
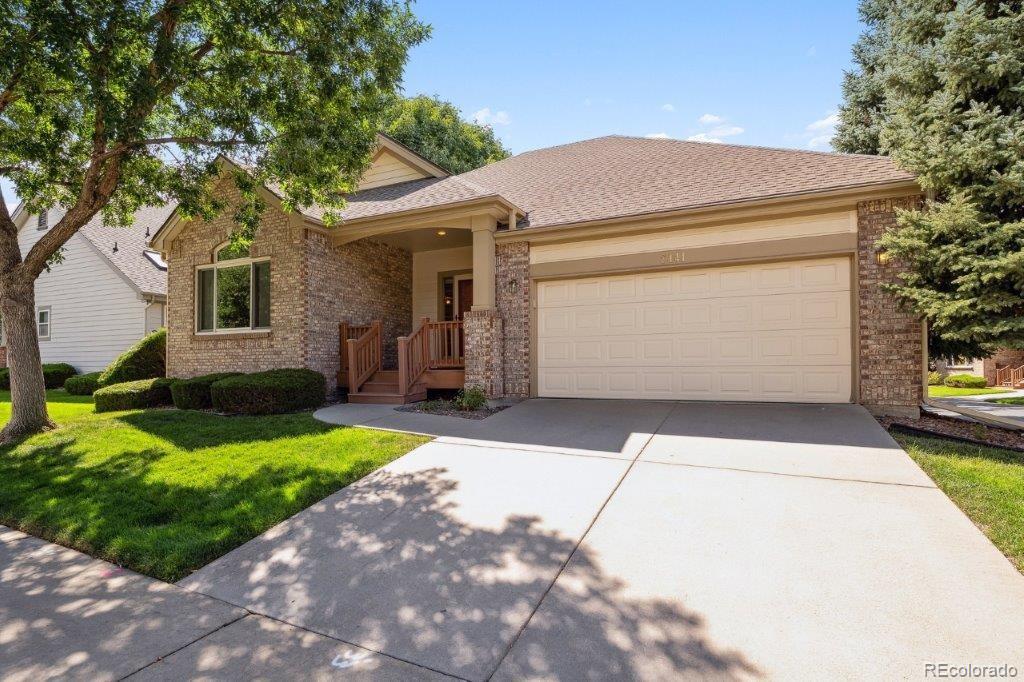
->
xmin=151 ymin=134 xmax=924 ymax=417
xmin=5 ymin=204 xmax=172 ymax=373
xmin=942 ymin=350 xmax=1024 ymax=387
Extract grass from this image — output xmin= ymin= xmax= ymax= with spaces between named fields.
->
xmin=0 ymin=390 xmax=428 ymax=581
xmin=893 ymin=431 xmax=1024 ymax=573
xmin=990 ymin=397 xmax=1024 ymax=406
xmin=927 ymin=385 xmax=1011 ymax=398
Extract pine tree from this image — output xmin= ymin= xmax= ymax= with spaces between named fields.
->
xmin=835 ymin=0 xmax=1024 ymax=358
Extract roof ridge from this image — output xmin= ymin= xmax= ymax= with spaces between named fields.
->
xmin=603 ymin=134 xmax=895 ymax=161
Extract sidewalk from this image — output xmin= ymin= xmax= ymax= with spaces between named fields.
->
xmin=929 ymin=389 xmax=1024 ymax=430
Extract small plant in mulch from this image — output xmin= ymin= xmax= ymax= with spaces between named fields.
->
xmin=399 ymin=387 xmax=507 ymax=420
xmin=880 ymin=413 xmax=1024 ymax=453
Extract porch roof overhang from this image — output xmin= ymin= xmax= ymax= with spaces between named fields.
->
xmin=326 ymin=195 xmax=525 ymax=246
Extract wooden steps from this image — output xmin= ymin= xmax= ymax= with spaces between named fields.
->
xmin=347 ymin=369 xmax=427 ymax=405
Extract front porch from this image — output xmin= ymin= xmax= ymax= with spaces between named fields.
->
xmin=338 ymin=318 xmax=466 ymax=404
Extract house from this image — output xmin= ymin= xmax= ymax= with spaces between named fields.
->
xmin=150 ymin=134 xmax=924 ymax=417
xmin=941 ymin=350 xmax=1024 ymax=388
xmin=5 ymin=204 xmax=172 ymax=372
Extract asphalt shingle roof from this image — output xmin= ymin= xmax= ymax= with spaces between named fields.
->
xmin=455 ymin=135 xmax=915 ymax=229
xmin=80 ymin=203 xmax=174 ymax=296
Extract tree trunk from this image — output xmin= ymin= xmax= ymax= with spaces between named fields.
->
xmin=0 ymin=282 xmax=53 ymax=442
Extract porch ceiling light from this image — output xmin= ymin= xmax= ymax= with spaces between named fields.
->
xmin=436 ymin=230 xmax=447 ymax=236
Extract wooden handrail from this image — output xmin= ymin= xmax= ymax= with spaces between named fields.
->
xmin=346 ymin=320 xmax=382 ymax=394
xmin=339 ymin=321 xmax=374 ymax=381
xmin=996 ymin=364 xmax=1024 ymax=387
xmin=398 ymin=318 xmax=465 ymax=394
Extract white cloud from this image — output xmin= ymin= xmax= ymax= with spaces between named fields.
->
xmin=473 ymin=107 xmax=510 ymax=126
xmin=661 ymin=103 xmax=675 ymax=112
xmin=698 ymin=113 xmax=723 ymax=125
xmin=686 ymin=133 xmax=724 ymax=144
xmin=707 ymin=124 xmax=744 ymax=138
xmin=645 ymin=132 xmax=671 ymax=139
xmin=803 ymin=111 xmax=839 ymax=149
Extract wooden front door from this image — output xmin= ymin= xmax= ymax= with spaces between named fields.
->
xmin=456 ymin=279 xmax=473 ymax=320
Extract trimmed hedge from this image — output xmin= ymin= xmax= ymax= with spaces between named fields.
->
xmin=171 ymin=372 xmax=242 ymax=410
xmin=210 ymin=368 xmax=326 ymax=415
xmin=0 ymin=363 xmax=77 ymax=390
xmin=64 ymin=371 xmax=102 ymax=396
xmin=94 ymin=377 xmax=175 ymax=413
xmin=98 ymin=328 xmax=166 ymax=387
xmin=944 ymin=373 xmax=988 ymax=389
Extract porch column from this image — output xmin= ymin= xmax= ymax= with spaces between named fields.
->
xmin=471 ymin=214 xmax=497 ymax=310
xmin=465 ymin=213 xmax=503 ymax=398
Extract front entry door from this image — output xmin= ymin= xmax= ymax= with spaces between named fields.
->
xmin=456 ymin=279 xmax=473 ymax=320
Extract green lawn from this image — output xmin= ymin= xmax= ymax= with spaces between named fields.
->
xmin=893 ymin=431 xmax=1024 ymax=573
xmin=990 ymin=396 xmax=1024 ymax=406
xmin=0 ymin=390 xmax=428 ymax=581
xmin=927 ymin=385 xmax=1011 ymax=398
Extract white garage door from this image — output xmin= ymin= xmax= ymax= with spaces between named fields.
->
xmin=537 ymin=257 xmax=852 ymax=402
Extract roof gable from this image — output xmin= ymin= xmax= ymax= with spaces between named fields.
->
xmin=357 ymin=134 xmax=449 ymax=190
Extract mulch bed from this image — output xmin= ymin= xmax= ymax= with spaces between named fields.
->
xmin=397 ymin=401 xmax=508 ymax=420
xmin=879 ymin=413 xmax=1024 ymax=453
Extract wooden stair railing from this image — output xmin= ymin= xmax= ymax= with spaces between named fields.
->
xmin=397 ymin=318 xmax=466 ymax=395
xmin=996 ymin=364 xmax=1024 ymax=388
xmin=346 ymin=320 xmax=382 ymax=394
xmin=338 ymin=321 xmax=374 ymax=385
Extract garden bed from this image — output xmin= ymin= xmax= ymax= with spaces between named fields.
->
xmin=879 ymin=413 xmax=1024 ymax=452
xmin=398 ymin=398 xmax=508 ymax=420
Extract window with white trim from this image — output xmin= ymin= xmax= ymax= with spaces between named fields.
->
xmin=36 ymin=307 xmax=51 ymax=340
xmin=196 ymin=243 xmax=270 ymax=333
xmin=37 ymin=211 xmax=48 ymax=230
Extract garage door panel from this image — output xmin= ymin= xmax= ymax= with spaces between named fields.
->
xmin=537 ymin=257 xmax=852 ymax=403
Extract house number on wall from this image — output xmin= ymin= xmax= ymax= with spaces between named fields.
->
xmin=659 ymin=250 xmax=685 ymax=265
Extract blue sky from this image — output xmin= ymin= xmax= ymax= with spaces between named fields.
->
xmin=401 ymin=0 xmax=861 ymax=154
xmin=2 ymin=0 xmax=863 ymax=207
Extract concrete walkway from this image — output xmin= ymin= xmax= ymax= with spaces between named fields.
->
xmin=167 ymin=400 xmax=1023 ymax=680
xmin=5 ymin=400 xmax=1024 ymax=680
xmin=929 ymin=389 xmax=1024 ymax=429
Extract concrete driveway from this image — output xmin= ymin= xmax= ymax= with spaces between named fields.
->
xmin=156 ymin=400 xmax=1024 ymax=681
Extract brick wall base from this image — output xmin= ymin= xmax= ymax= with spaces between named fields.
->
xmin=464 ymin=309 xmax=504 ymax=398
xmin=857 ymin=195 xmax=925 ymax=418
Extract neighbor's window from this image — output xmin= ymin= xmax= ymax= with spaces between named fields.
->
xmin=37 ymin=211 xmax=47 ymax=230
xmin=36 ymin=307 xmax=51 ymax=340
xmin=196 ymin=243 xmax=270 ymax=333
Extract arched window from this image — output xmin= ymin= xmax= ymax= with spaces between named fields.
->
xmin=196 ymin=242 xmax=270 ymax=333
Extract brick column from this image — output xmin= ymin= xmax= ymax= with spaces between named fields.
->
xmin=857 ymin=195 xmax=925 ymax=418
xmin=464 ymin=309 xmax=504 ymax=398
xmin=496 ymin=241 xmax=530 ymax=397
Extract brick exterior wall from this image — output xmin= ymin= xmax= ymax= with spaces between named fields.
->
xmin=982 ymin=348 xmax=1024 ymax=386
xmin=857 ymin=195 xmax=925 ymax=417
xmin=464 ymin=309 xmax=504 ymax=398
xmin=496 ymin=241 xmax=530 ymax=397
xmin=166 ymin=187 xmax=410 ymax=393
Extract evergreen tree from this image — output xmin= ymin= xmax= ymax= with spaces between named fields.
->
xmin=835 ymin=0 xmax=1024 ymax=358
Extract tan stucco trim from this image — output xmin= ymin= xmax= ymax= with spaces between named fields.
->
xmin=851 ymin=253 xmax=861 ymax=403
xmin=330 ymin=197 xmax=525 ymax=246
xmin=528 ymin=233 xmax=856 ymax=280
xmin=373 ymin=133 xmax=450 ymax=179
xmin=471 ymin=215 xmax=497 ymax=310
xmin=498 ymin=180 xmax=918 ymax=246
xmin=529 ymin=281 xmax=539 ymax=398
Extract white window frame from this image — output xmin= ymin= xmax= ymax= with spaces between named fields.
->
xmin=36 ymin=306 xmax=51 ymax=341
xmin=195 ymin=243 xmax=270 ymax=335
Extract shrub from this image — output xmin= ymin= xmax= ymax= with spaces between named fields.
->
xmin=43 ymin=363 xmax=78 ymax=389
xmin=943 ymin=373 xmax=988 ymax=389
xmin=94 ymin=377 xmax=175 ymax=412
xmin=927 ymin=371 xmax=944 ymax=386
xmin=64 ymin=371 xmax=102 ymax=396
xmin=98 ymin=328 xmax=166 ymax=387
xmin=210 ymin=369 xmax=326 ymax=415
xmin=455 ymin=386 xmax=487 ymax=411
xmin=0 ymin=363 xmax=77 ymax=390
xmin=171 ymin=372 xmax=242 ymax=410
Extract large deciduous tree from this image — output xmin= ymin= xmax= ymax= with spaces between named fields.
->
xmin=835 ymin=0 xmax=1024 ymax=359
xmin=383 ymin=94 xmax=509 ymax=174
xmin=0 ymin=0 xmax=427 ymax=441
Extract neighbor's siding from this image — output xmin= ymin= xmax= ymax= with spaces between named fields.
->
xmin=144 ymin=301 xmax=165 ymax=334
xmin=357 ymin=149 xmax=430 ymax=190
xmin=17 ymin=218 xmax=147 ymax=373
